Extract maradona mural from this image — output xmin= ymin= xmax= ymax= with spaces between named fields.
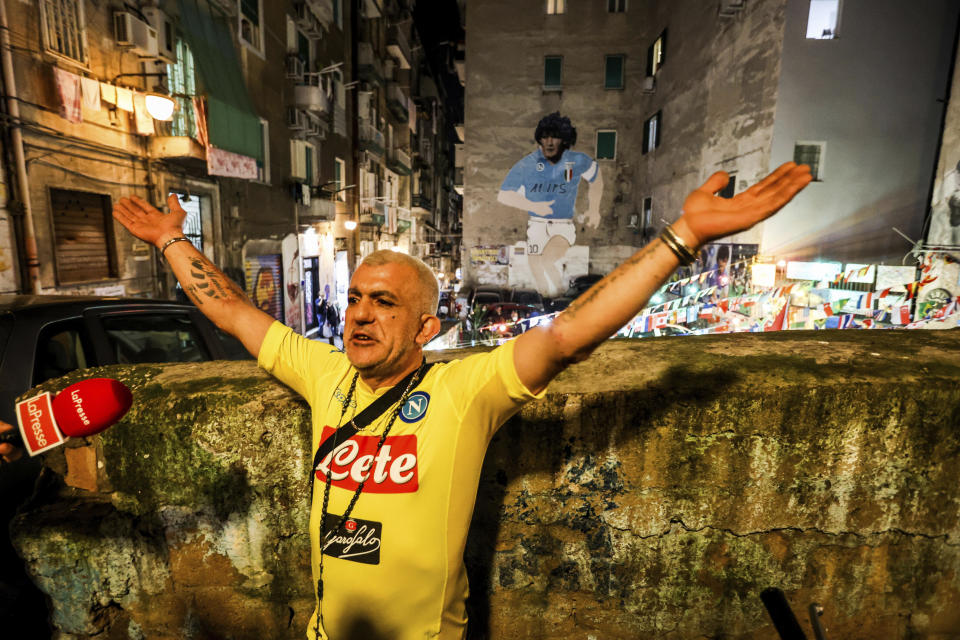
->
xmin=497 ymin=112 xmax=604 ymax=296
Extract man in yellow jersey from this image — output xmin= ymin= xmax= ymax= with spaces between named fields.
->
xmin=94 ymin=162 xmax=810 ymax=639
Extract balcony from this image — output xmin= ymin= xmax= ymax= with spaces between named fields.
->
xmin=386 ymin=82 xmax=409 ymax=123
xmin=359 ymin=121 xmax=385 ymax=157
xmin=293 ymin=73 xmax=330 ymax=115
xmin=386 ymin=25 xmax=411 ymax=70
xmin=360 ymin=197 xmax=386 ymax=226
xmin=358 ymin=42 xmax=384 ymax=86
xmin=387 ymin=148 xmax=411 ymax=176
xmin=397 ymin=206 xmax=412 ymax=233
xmin=412 ymin=193 xmax=432 ymax=214
xmin=149 ymin=136 xmax=206 ymax=163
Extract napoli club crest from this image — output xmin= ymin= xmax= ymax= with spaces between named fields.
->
xmin=399 ymin=392 xmax=430 ymax=423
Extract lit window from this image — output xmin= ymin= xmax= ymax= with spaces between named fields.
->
xmin=607 ymin=0 xmax=627 ymax=13
xmin=604 ymin=55 xmax=625 ymax=89
xmin=647 ymin=30 xmax=666 ymax=76
xmin=596 ymin=130 xmax=617 ymax=160
xmin=806 ymin=0 xmax=840 ymax=39
xmin=167 ymin=39 xmax=197 ymax=138
xmin=794 ymin=142 xmax=825 ymax=181
xmin=642 ymin=197 xmax=653 ymax=233
xmin=643 ymin=111 xmax=661 ymax=154
xmin=239 ymin=0 xmax=263 ymax=52
xmin=547 ymin=0 xmax=565 ymax=14
xmin=291 ymin=140 xmax=317 ymax=185
xmin=544 ymin=56 xmax=563 ymax=90
xmin=39 ymin=0 xmax=87 ymax=65
xmin=335 ymin=157 xmax=347 ymax=201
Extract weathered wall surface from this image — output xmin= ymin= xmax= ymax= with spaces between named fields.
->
xmin=11 ymin=331 xmax=960 ymax=639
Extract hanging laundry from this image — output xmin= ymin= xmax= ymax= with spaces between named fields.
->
xmin=80 ymin=77 xmax=100 ymax=113
xmin=100 ymin=82 xmax=117 ymax=105
xmin=132 ymin=93 xmax=155 ymax=136
xmin=193 ymin=97 xmax=209 ymax=147
xmin=116 ymin=87 xmax=134 ymax=112
xmin=52 ymin=67 xmax=82 ymax=123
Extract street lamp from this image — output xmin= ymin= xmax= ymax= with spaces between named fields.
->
xmin=145 ymin=93 xmax=175 ymax=120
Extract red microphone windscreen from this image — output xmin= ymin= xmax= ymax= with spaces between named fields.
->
xmin=51 ymin=378 xmax=133 ymax=438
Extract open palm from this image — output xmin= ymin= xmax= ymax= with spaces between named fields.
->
xmin=113 ymin=194 xmax=187 ymax=247
xmin=682 ymin=162 xmax=812 ymax=246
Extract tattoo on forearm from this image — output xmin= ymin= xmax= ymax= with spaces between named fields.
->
xmin=182 ymin=257 xmax=250 ymax=307
xmin=560 ymin=243 xmax=659 ymax=324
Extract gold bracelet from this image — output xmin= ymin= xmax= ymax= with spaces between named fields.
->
xmin=659 ymin=225 xmax=698 ymax=265
xmin=160 ymin=236 xmax=190 ymax=258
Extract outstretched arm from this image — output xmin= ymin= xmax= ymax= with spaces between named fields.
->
xmin=583 ymin=167 xmax=603 ymax=228
xmin=514 ymin=162 xmax=813 ymax=393
xmin=498 ymin=186 xmax=555 ymax=218
xmin=113 ymin=195 xmax=275 ymax=358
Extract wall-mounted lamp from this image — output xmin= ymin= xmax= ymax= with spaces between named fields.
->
xmin=145 ymin=93 xmax=176 ymax=120
xmin=344 ymin=220 xmax=358 ymax=230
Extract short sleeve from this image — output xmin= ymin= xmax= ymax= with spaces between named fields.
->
xmin=579 ymin=153 xmax=598 ymax=182
xmin=500 ymin=157 xmax=528 ymax=192
xmin=258 ymin=321 xmax=345 ymax=405
xmin=437 ymin=339 xmax=546 ymax=439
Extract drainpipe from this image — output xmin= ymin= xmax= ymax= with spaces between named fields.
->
xmin=0 ymin=0 xmax=41 ymax=293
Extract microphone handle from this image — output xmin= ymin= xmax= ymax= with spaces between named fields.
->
xmin=0 ymin=429 xmax=23 ymax=447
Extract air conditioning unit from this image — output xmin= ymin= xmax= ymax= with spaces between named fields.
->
xmin=642 ymin=76 xmax=656 ymax=93
xmin=114 ymin=11 xmax=159 ymax=58
xmin=286 ymin=54 xmax=305 ymax=80
xmin=141 ymin=7 xmax=176 ymax=64
xmin=286 ymin=106 xmax=308 ymax=131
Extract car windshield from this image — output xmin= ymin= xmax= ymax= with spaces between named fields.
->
xmin=513 ymin=292 xmax=540 ymax=305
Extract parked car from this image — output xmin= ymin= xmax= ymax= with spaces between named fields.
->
xmin=0 ymin=295 xmax=252 ymax=425
xmin=509 ymin=288 xmax=544 ymax=310
xmin=544 ymin=296 xmax=574 ymax=314
xmin=0 ymin=294 xmax=255 ymax=638
xmin=468 ymin=285 xmax=508 ymax=310
xmin=479 ymin=302 xmax=543 ymax=338
xmin=564 ymin=273 xmax=604 ymax=299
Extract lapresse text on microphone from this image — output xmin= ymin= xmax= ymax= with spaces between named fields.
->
xmin=0 ymin=378 xmax=133 ymax=456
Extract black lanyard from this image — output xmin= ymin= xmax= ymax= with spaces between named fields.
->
xmin=309 ymin=361 xmax=434 ymax=499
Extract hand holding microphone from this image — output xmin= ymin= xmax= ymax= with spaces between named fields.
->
xmin=0 ymin=378 xmax=133 ymax=460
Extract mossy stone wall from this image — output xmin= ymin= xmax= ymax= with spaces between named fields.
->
xmin=11 ymin=331 xmax=960 ymax=639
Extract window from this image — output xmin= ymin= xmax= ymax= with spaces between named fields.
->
xmin=806 ymin=0 xmax=840 ymax=39
xmin=38 ymin=0 xmax=87 ymax=65
xmin=101 ymin=314 xmax=210 ymax=364
xmin=719 ymin=173 xmax=736 ymax=198
xmin=50 ymin=188 xmax=117 ymax=284
xmin=291 ymin=140 xmax=317 ymax=184
xmin=239 ymin=0 xmax=263 ymax=52
xmin=257 ymin=118 xmax=270 ymax=183
xmin=168 ymin=39 xmax=197 ymax=138
xmin=794 ymin=142 xmax=825 ymax=180
xmin=170 ymin=193 xmax=203 ymax=253
xmin=647 ymin=30 xmax=666 ymax=76
xmin=643 ymin=111 xmax=661 ymax=154
xmin=544 ymin=56 xmax=563 ymax=90
xmin=596 ymin=130 xmax=617 ymax=160
xmin=642 ymin=197 xmax=653 ymax=233
xmin=607 ymin=0 xmax=627 ymax=12
xmin=547 ymin=0 xmax=565 ymax=14
xmin=335 ymin=157 xmax=347 ymax=201
xmin=33 ymin=321 xmax=92 ymax=386
xmin=604 ymin=55 xmax=625 ymax=89
xmin=333 ymin=0 xmax=342 ymax=29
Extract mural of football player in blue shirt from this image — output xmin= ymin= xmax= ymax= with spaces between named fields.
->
xmin=498 ymin=112 xmax=604 ymax=295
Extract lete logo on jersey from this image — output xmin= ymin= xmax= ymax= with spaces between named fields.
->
xmin=316 ymin=427 xmax=419 ymax=493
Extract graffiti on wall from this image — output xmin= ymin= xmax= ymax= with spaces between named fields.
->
xmin=497 ymin=112 xmax=604 ymax=296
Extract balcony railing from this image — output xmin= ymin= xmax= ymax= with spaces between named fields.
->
xmin=387 ymin=25 xmax=411 ymax=69
xmin=359 ymin=121 xmax=385 ymax=156
xmin=387 ymin=147 xmax=411 ymax=176
xmin=358 ymin=42 xmax=384 ymax=85
xmin=412 ymin=194 xmax=432 ymax=212
xmin=386 ymin=82 xmax=409 ymax=122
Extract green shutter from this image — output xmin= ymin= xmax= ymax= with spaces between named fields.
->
xmin=597 ymin=131 xmax=616 ymax=159
xmin=544 ymin=56 xmax=562 ymax=88
xmin=604 ymin=55 xmax=624 ymax=89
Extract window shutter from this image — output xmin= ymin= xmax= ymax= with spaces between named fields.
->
xmin=544 ymin=56 xmax=562 ymax=88
xmin=50 ymin=189 xmax=117 ymax=284
xmin=605 ymin=55 xmax=624 ymax=89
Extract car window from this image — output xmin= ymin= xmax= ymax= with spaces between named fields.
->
xmin=214 ymin=327 xmax=254 ymax=360
xmin=100 ymin=313 xmax=210 ymax=364
xmin=33 ymin=320 xmax=93 ymax=386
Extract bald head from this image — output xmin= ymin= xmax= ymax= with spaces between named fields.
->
xmin=359 ymin=250 xmax=439 ymax=319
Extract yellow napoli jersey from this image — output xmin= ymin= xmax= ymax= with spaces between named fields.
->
xmin=258 ymin=322 xmax=544 ymax=640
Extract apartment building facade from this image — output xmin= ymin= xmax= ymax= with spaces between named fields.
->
xmin=0 ymin=0 xmax=459 ymax=331
xmin=462 ymin=0 xmax=959 ymax=296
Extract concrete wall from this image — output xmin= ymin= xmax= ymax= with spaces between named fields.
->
xmin=764 ymin=0 xmax=960 ymax=264
xmin=11 ymin=330 xmax=960 ymax=639
xmin=462 ymin=0 xmax=786 ymax=290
